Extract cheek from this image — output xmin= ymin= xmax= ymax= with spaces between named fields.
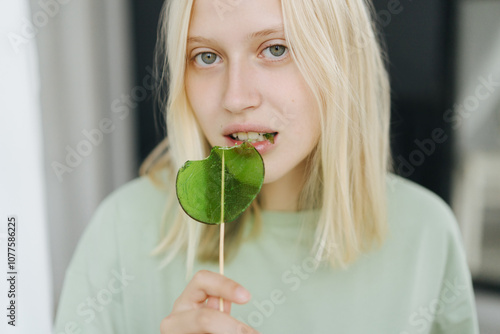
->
xmin=287 ymin=83 xmax=320 ymax=135
xmin=186 ymin=74 xmax=202 ymax=108
xmin=296 ymin=80 xmax=320 ymax=134
xmin=292 ymin=94 xmax=321 ymax=155
xmin=186 ymin=74 xmax=218 ymax=120
xmin=304 ymin=108 xmax=321 ymax=153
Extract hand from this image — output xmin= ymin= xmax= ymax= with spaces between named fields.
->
xmin=160 ymin=270 xmax=259 ymax=334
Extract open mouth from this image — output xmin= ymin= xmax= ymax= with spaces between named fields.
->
xmin=229 ymin=131 xmax=278 ymax=144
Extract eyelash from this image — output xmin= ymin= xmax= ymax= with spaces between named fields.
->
xmin=260 ymin=44 xmax=289 ymax=61
xmin=191 ymin=44 xmax=289 ymax=67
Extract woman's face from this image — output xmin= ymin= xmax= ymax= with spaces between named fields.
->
xmin=185 ymin=0 xmax=320 ymax=184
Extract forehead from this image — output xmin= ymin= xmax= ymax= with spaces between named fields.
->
xmin=189 ymin=0 xmax=284 ymax=38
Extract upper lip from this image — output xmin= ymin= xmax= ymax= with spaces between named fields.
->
xmin=222 ymin=123 xmax=278 ymax=136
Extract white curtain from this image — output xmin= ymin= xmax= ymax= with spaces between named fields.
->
xmin=32 ymin=0 xmax=137 ymax=326
xmin=452 ymin=0 xmax=500 ymax=275
xmin=455 ymin=1 xmax=500 ymax=150
xmin=0 ymin=1 xmax=52 ymax=333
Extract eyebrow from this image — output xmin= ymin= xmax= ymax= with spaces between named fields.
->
xmin=248 ymin=25 xmax=284 ymax=40
xmin=187 ymin=25 xmax=284 ymax=45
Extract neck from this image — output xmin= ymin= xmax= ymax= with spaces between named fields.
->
xmin=259 ymin=161 xmax=306 ymax=212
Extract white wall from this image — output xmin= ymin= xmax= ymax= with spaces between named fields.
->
xmin=0 ymin=1 xmax=53 ymax=333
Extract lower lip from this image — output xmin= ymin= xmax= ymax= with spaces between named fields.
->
xmin=225 ymin=135 xmax=278 ymax=154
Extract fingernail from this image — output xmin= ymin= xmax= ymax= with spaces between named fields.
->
xmin=235 ymin=286 xmax=251 ymax=302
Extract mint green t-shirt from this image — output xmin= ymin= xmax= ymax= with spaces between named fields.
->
xmin=54 ymin=172 xmax=479 ymax=333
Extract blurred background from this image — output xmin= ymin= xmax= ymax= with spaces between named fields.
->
xmin=0 ymin=0 xmax=499 ymax=333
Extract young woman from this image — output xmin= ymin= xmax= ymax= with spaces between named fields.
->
xmin=54 ymin=0 xmax=479 ymax=333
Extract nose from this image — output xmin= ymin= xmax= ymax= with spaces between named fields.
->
xmin=222 ymin=60 xmax=261 ymax=113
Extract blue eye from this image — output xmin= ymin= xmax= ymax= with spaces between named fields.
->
xmin=262 ymin=45 xmax=288 ymax=59
xmin=194 ymin=52 xmax=220 ymax=66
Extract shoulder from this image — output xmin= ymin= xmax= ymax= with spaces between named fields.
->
xmin=100 ymin=171 xmax=171 ymax=221
xmin=77 ymin=169 xmax=173 ymax=251
xmin=384 ymin=174 xmax=478 ymax=332
xmin=384 ymin=173 xmax=469 ymax=283
xmin=67 ymin=169 xmax=174 ymax=270
xmin=93 ymin=167 xmax=175 ymax=227
xmin=385 ymin=173 xmax=460 ymax=240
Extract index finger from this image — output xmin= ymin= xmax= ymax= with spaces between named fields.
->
xmin=173 ymin=270 xmax=251 ymax=313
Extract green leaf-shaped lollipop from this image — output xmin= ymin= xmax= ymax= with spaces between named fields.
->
xmin=176 ymin=141 xmax=265 ymax=224
xmin=176 ymin=141 xmax=265 ymax=312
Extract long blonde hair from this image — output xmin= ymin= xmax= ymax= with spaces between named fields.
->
xmin=141 ymin=0 xmax=393 ymax=275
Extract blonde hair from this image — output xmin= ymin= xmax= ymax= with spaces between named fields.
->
xmin=141 ymin=0 xmax=393 ymax=275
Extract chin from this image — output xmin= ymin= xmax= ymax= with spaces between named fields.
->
xmin=262 ymin=171 xmax=286 ymax=185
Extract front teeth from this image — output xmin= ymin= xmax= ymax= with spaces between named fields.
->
xmin=236 ymin=132 xmax=248 ymax=141
xmin=231 ymin=132 xmax=270 ymax=142
xmin=247 ymin=132 xmax=259 ymax=140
